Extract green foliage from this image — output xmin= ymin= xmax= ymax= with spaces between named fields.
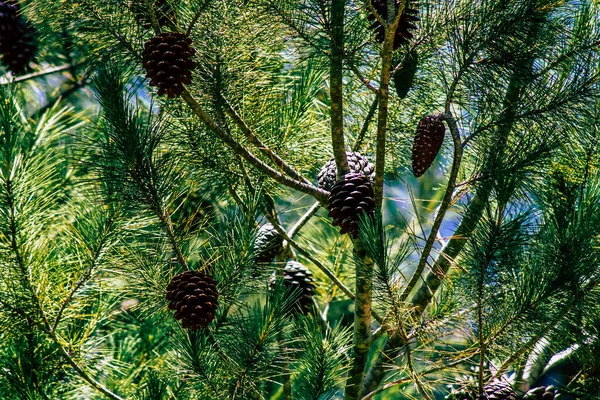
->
xmin=1 ymin=0 xmax=600 ymax=399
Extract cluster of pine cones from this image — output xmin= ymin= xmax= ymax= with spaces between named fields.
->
xmin=0 ymin=0 xmax=36 ymax=75
xmin=153 ymin=1 xmax=446 ymax=330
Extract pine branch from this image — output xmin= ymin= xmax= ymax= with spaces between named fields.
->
xmin=32 ymin=76 xmax=91 ymax=119
xmin=344 ymin=240 xmax=375 ymax=400
xmin=360 ymin=355 xmax=472 ymax=400
xmin=360 ymin=13 xmax=547 ymax=393
xmin=220 ymin=96 xmax=312 ymax=185
xmin=46 ymin=327 xmax=125 ymax=400
xmin=353 ymin=94 xmax=379 ymax=152
xmin=349 ymin=63 xmax=379 ymax=94
xmin=288 ymin=201 xmax=321 ymax=239
xmin=142 ymin=0 xmax=162 ymax=34
xmin=51 ymin=212 xmax=117 ymax=333
xmin=181 ymin=90 xmax=329 ymax=203
xmin=493 ymin=302 xmax=576 ymax=380
xmin=372 ymin=0 xmax=405 ymax=210
xmin=263 ymin=209 xmax=356 ymax=305
xmin=0 ymin=65 xmax=78 ymax=85
xmin=330 ymin=0 xmax=349 ymax=178
xmin=344 ymin=3 xmax=410 ymax=395
xmin=186 ymin=0 xmax=212 ymax=36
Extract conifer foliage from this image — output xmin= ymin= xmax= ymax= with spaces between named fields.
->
xmin=1 ymin=0 xmax=600 ymax=399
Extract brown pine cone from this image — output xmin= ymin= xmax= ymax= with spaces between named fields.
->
xmin=412 ymin=114 xmax=445 ymax=177
xmin=142 ymin=32 xmax=195 ymax=98
xmin=327 ymin=173 xmax=375 ymax=238
xmin=166 ymin=270 xmax=218 ymax=330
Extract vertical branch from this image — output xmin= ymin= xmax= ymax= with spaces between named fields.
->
xmin=330 ymin=0 xmax=349 ymax=177
xmin=344 ymin=241 xmax=375 ymax=400
xmin=361 ymin=14 xmax=545 ymax=394
xmin=372 ymin=1 xmax=404 ymax=209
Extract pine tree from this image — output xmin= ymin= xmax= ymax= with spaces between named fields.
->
xmin=0 ymin=0 xmax=599 ymax=399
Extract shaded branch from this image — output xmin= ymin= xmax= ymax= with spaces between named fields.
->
xmin=353 ymin=94 xmax=379 ymax=152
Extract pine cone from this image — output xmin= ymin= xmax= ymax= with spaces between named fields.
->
xmin=412 ymin=114 xmax=445 ymax=177
xmin=269 ymin=260 xmax=315 ymax=315
xmin=166 ymin=270 xmax=218 ymax=330
xmin=368 ymin=0 xmax=419 ymax=50
xmin=130 ymin=0 xmax=175 ymax=29
xmin=393 ymin=50 xmax=418 ymax=99
xmin=142 ymin=32 xmax=195 ymax=98
xmin=0 ymin=1 xmax=36 ymax=75
xmin=255 ymin=223 xmax=284 ymax=264
xmin=317 ymin=152 xmax=375 ymax=192
xmin=446 ymin=381 xmax=518 ymax=400
xmin=327 ymin=173 xmax=375 ymax=238
xmin=523 ymin=385 xmax=559 ymax=400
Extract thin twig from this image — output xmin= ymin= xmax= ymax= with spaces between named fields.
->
xmin=360 ymin=356 xmax=472 ymax=400
xmin=353 ymin=94 xmax=379 ymax=152
xmin=32 ymin=78 xmax=90 ymax=119
xmin=265 ymin=213 xmax=356 ymax=302
xmin=493 ymin=302 xmax=575 ymax=380
xmin=52 ymin=214 xmax=116 ymax=333
xmin=186 ymin=0 xmax=212 ymax=36
xmin=0 ymin=64 xmax=77 ymax=85
xmin=349 ymin=64 xmax=379 ymax=94
xmin=288 ymin=201 xmax=321 ymax=239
